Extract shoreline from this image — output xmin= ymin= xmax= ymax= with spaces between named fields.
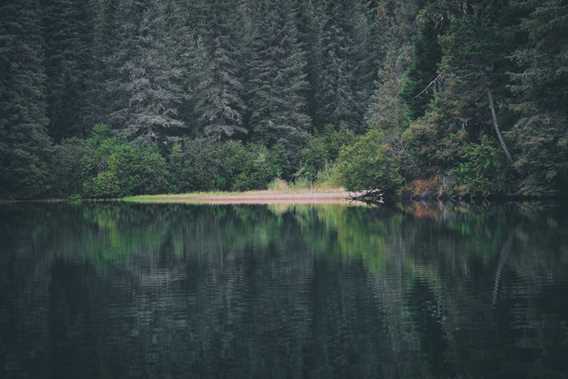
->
xmin=1 ymin=190 xmax=563 ymax=206
xmin=0 ymin=190 xmax=366 ymax=206
xmin=122 ymin=190 xmax=366 ymax=205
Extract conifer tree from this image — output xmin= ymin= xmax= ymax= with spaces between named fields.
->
xmin=193 ymin=0 xmax=247 ymax=138
xmin=247 ymin=0 xmax=311 ymax=174
xmin=110 ymin=0 xmax=185 ymax=142
xmin=0 ymin=0 xmax=53 ymax=199
xmin=317 ymin=1 xmax=358 ymax=130
xmin=248 ymin=0 xmax=311 ymax=140
xmin=41 ymin=0 xmax=95 ymax=140
xmin=508 ymin=0 xmax=568 ymax=195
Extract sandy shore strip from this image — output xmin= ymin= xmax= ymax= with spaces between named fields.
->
xmin=123 ymin=190 xmax=367 ymax=205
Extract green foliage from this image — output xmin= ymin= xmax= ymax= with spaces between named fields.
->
xmin=0 ymin=0 xmax=53 ymax=200
xmin=335 ymin=128 xmax=404 ymax=196
xmin=452 ymin=136 xmax=510 ymax=197
xmin=399 ymin=10 xmax=443 ymax=120
xmin=169 ymin=139 xmax=279 ymax=193
xmin=508 ymin=115 xmax=568 ymax=197
xmin=3 ymin=0 xmax=568 ymax=201
xmin=107 ymin=144 xmax=170 ymax=196
xmin=297 ymin=126 xmax=355 ymax=182
xmin=402 ymin=108 xmax=468 ymax=178
xmin=53 ymin=124 xmax=170 ymax=199
xmin=52 ymin=137 xmax=88 ymax=197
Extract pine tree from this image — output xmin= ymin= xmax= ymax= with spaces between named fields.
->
xmin=110 ymin=0 xmax=185 ymax=142
xmin=508 ymin=0 xmax=568 ymax=195
xmin=351 ymin=0 xmax=381 ymax=129
xmin=193 ymin=0 xmax=247 ymax=138
xmin=41 ymin=0 xmax=95 ymax=140
xmin=87 ymin=0 xmax=123 ymax=128
xmin=317 ymin=0 xmax=358 ymax=130
xmin=510 ymin=0 xmax=568 ymax=116
xmin=399 ymin=6 xmax=444 ymax=120
xmin=296 ymin=0 xmax=325 ymax=128
xmin=366 ymin=0 xmax=419 ymax=134
xmin=247 ymin=0 xmax=311 ymax=174
xmin=0 ymin=0 xmax=53 ymax=199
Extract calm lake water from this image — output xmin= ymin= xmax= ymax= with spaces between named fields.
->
xmin=1 ymin=203 xmax=568 ymax=378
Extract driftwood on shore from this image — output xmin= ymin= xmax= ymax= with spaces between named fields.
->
xmin=351 ymin=189 xmax=385 ymax=204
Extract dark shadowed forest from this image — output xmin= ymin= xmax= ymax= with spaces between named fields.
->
xmin=1 ymin=0 xmax=567 ymax=200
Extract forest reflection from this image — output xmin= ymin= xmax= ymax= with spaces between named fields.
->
xmin=1 ymin=202 xmax=567 ymax=378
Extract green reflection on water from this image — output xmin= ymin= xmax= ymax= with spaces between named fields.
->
xmin=1 ymin=202 xmax=568 ymax=378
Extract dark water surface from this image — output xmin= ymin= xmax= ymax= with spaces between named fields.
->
xmin=1 ymin=203 xmax=568 ymax=379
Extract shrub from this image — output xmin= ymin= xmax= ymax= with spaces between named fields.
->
xmin=267 ymin=178 xmax=289 ymax=192
xmin=404 ymin=176 xmax=443 ymax=199
xmin=169 ymin=139 xmax=279 ymax=193
xmin=335 ymin=128 xmax=404 ymax=197
xmin=452 ymin=135 xmax=510 ymax=197
xmin=232 ymin=145 xmax=276 ymax=191
xmin=169 ymin=139 xmax=220 ymax=192
xmin=79 ymin=124 xmax=170 ymax=198
xmin=52 ymin=137 xmax=88 ymax=197
xmin=402 ymin=109 xmax=468 ymax=178
xmin=297 ymin=126 xmax=355 ymax=182
xmin=109 ymin=144 xmax=170 ymax=196
xmin=84 ymin=170 xmax=121 ymax=198
xmin=508 ymin=114 xmax=568 ymax=197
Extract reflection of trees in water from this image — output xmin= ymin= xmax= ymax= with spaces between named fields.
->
xmin=0 ymin=203 xmax=567 ymax=378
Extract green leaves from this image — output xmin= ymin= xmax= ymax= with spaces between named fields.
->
xmin=53 ymin=125 xmax=170 ymax=198
xmin=335 ymin=128 xmax=404 ymax=197
xmin=452 ymin=136 xmax=511 ymax=197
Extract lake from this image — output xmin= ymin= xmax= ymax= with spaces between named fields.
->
xmin=1 ymin=202 xmax=568 ymax=378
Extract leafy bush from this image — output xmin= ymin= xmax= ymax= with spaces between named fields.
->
xmin=297 ymin=126 xmax=355 ymax=182
xmin=84 ymin=170 xmax=121 ymax=198
xmin=267 ymin=178 xmax=290 ymax=191
xmin=169 ymin=139 xmax=279 ymax=192
xmin=335 ymin=128 xmax=404 ymax=197
xmin=452 ymin=136 xmax=510 ymax=197
xmin=52 ymin=137 xmax=88 ymax=197
xmin=232 ymin=145 xmax=276 ymax=191
xmin=73 ymin=124 xmax=170 ymax=198
xmin=109 ymin=144 xmax=170 ymax=196
xmin=169 ymin=139 xmax=219 ymax=192
xmin=402 ymin=109 xmax=468 ymax=178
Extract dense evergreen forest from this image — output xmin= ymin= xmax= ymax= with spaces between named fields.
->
xmin=1 ymin=0 xmax=567 ymax=200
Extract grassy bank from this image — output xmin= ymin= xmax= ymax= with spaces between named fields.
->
xmin=122 ymin=189 xmax=363 ymax=205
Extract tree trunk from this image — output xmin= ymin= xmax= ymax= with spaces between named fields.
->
xmin=487 ymin=89 xmax=513 ymax=163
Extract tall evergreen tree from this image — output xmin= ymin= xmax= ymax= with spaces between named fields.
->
xmin=399 ymin=5 xmax=444 ymax=120
xmin=317 ymin=0 xmax=358 ymax=130
xmin=366 ymin=0 xmax=420 ymax=134
xmin=110 ymin=0 xmax=185 ymax=142
xmin=247 ymin=0 xmax=311 ymax=174
xmin=193 ymin=0 xmax=247 ymax=138
xmin=0 ymin=0 xmax=53 ymax=199
xmin=87 ymin=0 xmax=123 ymax=128
xmin=509 ymin=0 xmax=568 ymax=195
xmin=41 ymin=0 xmax=95 ymax=140
xmin=351 ymin=0 xmax=381 ymax=128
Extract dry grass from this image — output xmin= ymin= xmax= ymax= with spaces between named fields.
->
xmin=122 ymin=189 xmax=363 ymax=205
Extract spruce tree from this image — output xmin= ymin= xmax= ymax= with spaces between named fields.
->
xmin=110 ymin=0 xmax=185 ymax=142
xmin=193 ymin=0 xmax=247 ymax=138
xmin=247 ymin=0 xmax=311 ymax=174
xmin=87 ymin=0 xmax=123 ymax=128
xmin=0 ymin=0 xmax=53 ymax=199
xmin=509 ymin=0 xmax=568 ymax=195
xmin=41 ymin=0 xmax=95 ymax=140
xmin=317 ymin=0 xmax=358 ymax=130
xmin=366 ymin=0 xmax=419 ymax=134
